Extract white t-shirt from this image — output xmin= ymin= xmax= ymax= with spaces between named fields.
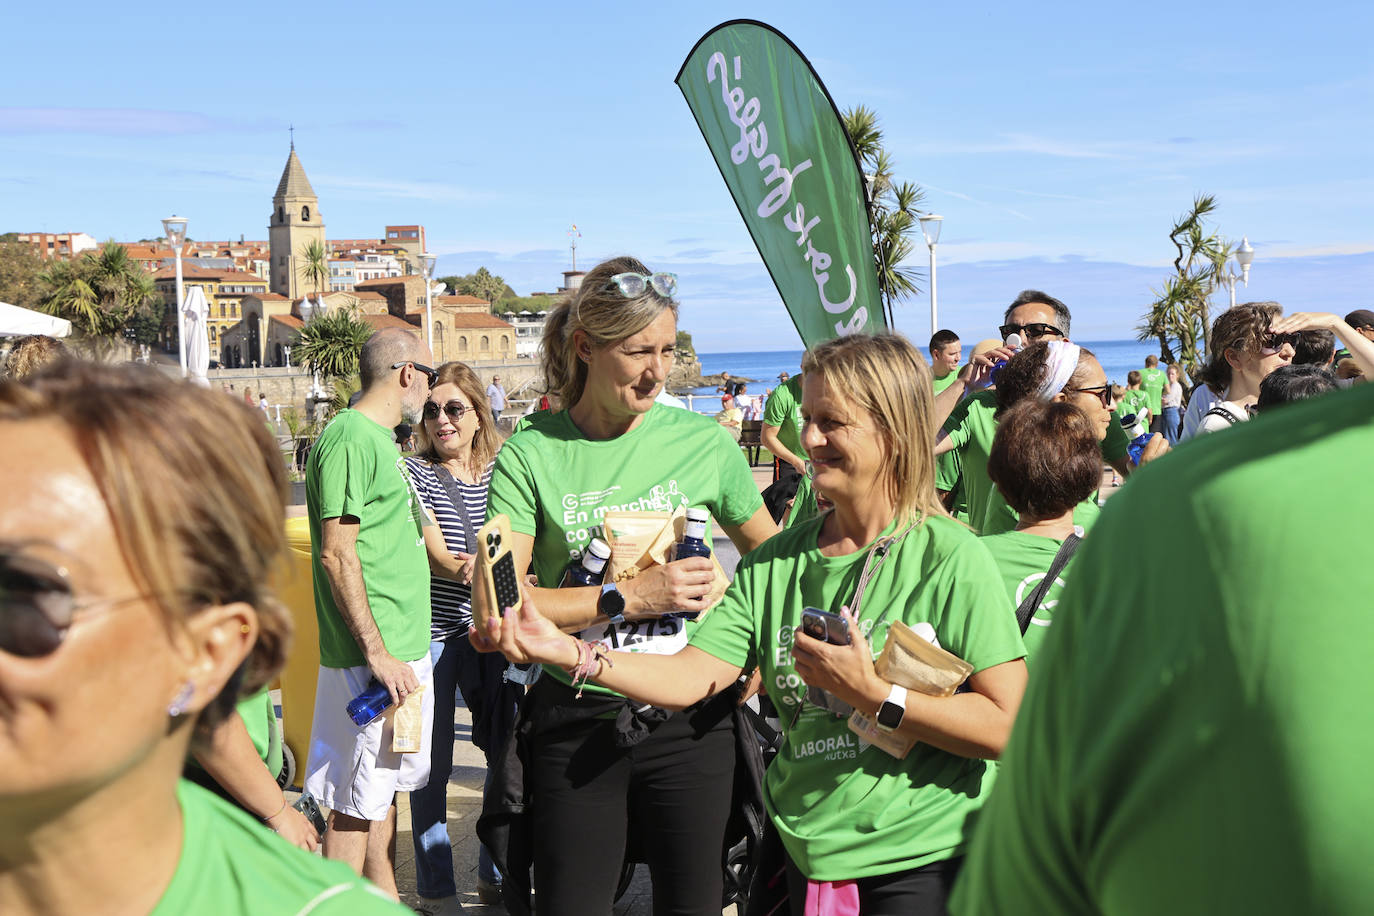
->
xmin=1195 ymin=399 xmax=1250 ymax=436
xmin=1179 ymin=385 xmax=1221 ymax=442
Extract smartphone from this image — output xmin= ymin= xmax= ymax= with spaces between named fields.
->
xmin=474 ymin=514 xmax=521 ymax=632
xmin=292 ymin=792 xmax=327 ymax=835
xmin=800 ymin=607 xmax=851 ymax=646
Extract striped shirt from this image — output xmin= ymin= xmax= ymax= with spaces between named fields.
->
xmin=404 ymin=456 xmax=493 ymax=640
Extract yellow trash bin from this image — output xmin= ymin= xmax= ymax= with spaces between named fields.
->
xmin=276 ymin=515 xmax=318 ymax=789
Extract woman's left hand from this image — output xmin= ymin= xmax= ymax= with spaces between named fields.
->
xmin=791 ymin=607 xmax=883 ymax=711
xmin=1269 ymin=311 xmax=1337 ymax=334
xmin=455 ymin=551 xmax=475 ymax=585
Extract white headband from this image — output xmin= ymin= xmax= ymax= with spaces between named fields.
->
xmin=1037 ymin=341 xmax=1082 ymax=399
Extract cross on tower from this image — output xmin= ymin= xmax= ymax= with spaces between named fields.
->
xmin=289 ymin=124 xmax=295 ymax=150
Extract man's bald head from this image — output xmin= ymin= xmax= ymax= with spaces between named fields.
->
xmin=360 ymin=329 xmax=428 ymax=390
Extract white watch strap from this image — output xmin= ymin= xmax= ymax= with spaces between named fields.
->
xmin=887 ymin=683 xmax=907 ymax=709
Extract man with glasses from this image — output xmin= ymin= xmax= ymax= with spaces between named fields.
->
xmin=303 ymin=328 xmax=439 ymax=896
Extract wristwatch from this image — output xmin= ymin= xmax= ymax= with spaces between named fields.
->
xmin=875 ymin=683 xmax=907 ymax=732
xmin=598 ymin=582 xmax=626 ymax=625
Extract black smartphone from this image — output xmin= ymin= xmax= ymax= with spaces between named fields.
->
xmin=292 ymin=791 xmax=327 ymax=834
xmin=800 ymin=607 xmax=851 ymax=646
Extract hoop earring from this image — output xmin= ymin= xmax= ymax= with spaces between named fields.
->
xmin=167 ymin=681 xmax=195 ymax=718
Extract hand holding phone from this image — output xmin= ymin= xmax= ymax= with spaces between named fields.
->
xmin=800 ymin=607 xmax=851 ymax=646
xmin=474 ymin=514 xmax=521 ymax=634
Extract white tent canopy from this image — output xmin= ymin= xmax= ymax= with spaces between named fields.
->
xmin=0 ymin=301 xmax=71 ymax=338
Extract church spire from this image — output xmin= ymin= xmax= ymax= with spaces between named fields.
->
xmin=275 ymin=146 xmax=316 ymax=200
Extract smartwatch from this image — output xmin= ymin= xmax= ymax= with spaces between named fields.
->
xmin=875 ymin=683 xmax=907 ymax=732
xmin=598 ymin=583 xmax=626 ymax=625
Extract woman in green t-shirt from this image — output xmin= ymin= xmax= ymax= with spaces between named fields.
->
xmin=477 ymin=333 xmax=1028 ymax=915
xmin=483 ymin=256 xmax=777 ymax=914
xmin=0 ymin=362 xmax=404 ymax=915
xmin=983 ymin=399 xmax=1105 ymax=663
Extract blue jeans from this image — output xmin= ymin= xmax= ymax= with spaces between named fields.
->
xmin=410 ymin=635 xmax=518 ymax=897
xmin=1161 ymin=406 xmax=1181 ymax=445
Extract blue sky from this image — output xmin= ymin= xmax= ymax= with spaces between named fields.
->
xmin=4 ymin=1 xmax=1371 ymax=350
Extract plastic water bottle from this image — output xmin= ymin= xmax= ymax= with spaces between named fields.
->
xmin=563 ymin=537 xmax=611 ymax=588
xmin=989 ymin=333 xmax=1022 ymax=385
xmin=346 ymin=679 xmax=392 ymax=726
xmin=666 ymin=508 xmax=713 ymax=620
xmin=1121 ymin=413 xmax=1153 ymax=465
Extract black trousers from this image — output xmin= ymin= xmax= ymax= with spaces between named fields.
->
xmin=784 ymin=855 xmax=964 ymax=916
xmin=527 ymin=681 xmax=736 ymax=916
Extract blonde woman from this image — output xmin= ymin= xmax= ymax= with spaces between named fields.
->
xmin=478 ymin=333 xmax=1027 ymax=915
xmin=0 ymin=362 xmax=404 ymax=915
xmin=481 ymin=255 xmax=777 ymax=913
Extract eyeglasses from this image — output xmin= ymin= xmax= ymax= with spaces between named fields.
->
xmin=608 ymin=272 xmax=678 ymax=299
xmin=999 ymin=322 xmax=1065 ymax=340
xmin=1 ymin=549 xmax=154 ymax=658
xmin=1066 ymin=384 xmax=1112 ymax=408
xmin=1260 ymin=331 xmax=1300 ymax=355
xmin=391 ymin=361 xmax=438 ymax=388
xmin=422 ymin=400 xmax=471 ymax=422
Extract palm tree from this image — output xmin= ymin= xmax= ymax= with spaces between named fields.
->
xmin=38 ymin=240 xmax=161 ymax=355
xmin=841 ymin=106 xmax=926 ymax=325
xmin=297 ymin=239 xmax=330 ymax=302
xmin=293 ymin=301 xmax=372 ymax=385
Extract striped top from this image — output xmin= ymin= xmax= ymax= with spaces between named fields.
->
xmin=404 ymin=455 xmax=494 ymax=640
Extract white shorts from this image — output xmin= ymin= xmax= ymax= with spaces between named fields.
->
xmin=302 ymin=655 xmax=434 ymax=821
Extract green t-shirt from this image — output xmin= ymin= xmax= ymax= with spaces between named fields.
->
xmin=785 ymin=471 xmax=820 ymax=529
xmin=932 ymin=370 xmax=960 ymax=395
xmin=1119 ymin=389 xmax=1151 ymax=427
xmin=1102 ymin=406 xmax=1128 ymax=463
xmin=306 ymin=409 xmax=431 ymax=668
xmin=979 ymin=530 xmax=1075 ymax=664
xmin=1139 ymin=366 xmax=1166 ymax=415
xmin=487 ymin=404 xmax=765 ymax=695
xmin=952 ymin=383 xmax=1374 ymax=914
xmin=980 ymin=493 xmax=1100 ymax=538
xmin=152 ymin=781 xmax=406 ymax=915
xmin=763 ymin=374 xmax=806 ymax=460
xmin=186 ymin=688 xmax=283 ymax=783
xmin=691 ymin=514 xmax=1025 ymax=881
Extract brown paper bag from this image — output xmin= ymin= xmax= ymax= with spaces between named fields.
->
xmin=391 ymin=683 xmax=427 ymax=754
xmin=601 ymin=509 xmax=731 ymax=615
xmin=874 ymin=620 xmax=974 ymax=697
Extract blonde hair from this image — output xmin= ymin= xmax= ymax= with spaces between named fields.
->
xmin=0 ymin=361 xmax=290 ymax=728
xmin=540 ymin=256 xmax=679 ymax=406
xmin=5 ymin=335 xmax=69 ymax=380
xmin=414 ymin=361 xmax=504 ymax=469
xmin=801 ymin=333 xmax=947 ymax=525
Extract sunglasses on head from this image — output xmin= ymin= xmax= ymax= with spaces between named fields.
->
xmin=422 ymin=400 xmax=471 ymax=422
xmin=391 ymin=361 xmax=439 ymax=388
xmin=608 ymin=272 xmax=678 ymax=299
xmin=0 ymin=548 xmax=159 ymax=658
xmin=999 ymin=322 xmax=1065 ymax=340
xmin=1260 ymin=331 xmax=1300 ymax=354
xmin=1066 ymin=384 xmax=1112 ymax=408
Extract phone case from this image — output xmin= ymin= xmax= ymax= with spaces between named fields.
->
xmin=801 ymin=608 xmax=851 ymax=645
xmin=292 ymin=792 xmax=327 ymax=834
xmin=474 ymin=514 xmax=521 ymax=634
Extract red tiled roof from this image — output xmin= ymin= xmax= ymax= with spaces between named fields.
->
xmin=152 ymin=264 xmax=268 ymax=284
xmin=361 ymin=314 xmax=420 ymax=332
xmin=247 ymin=292 xmax=290 ymax=301
xmin=446 ymin=313 xmax=513 ymax=329
xmin=437 ymin=294 xmax=490 ymax=306
xmin=270 ymin=315 xmax=305 ymax=330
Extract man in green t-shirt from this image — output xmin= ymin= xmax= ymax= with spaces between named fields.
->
xmin=1119 ymin=370 xmax=1152 ymax=430
xmin=1139 ymin=354 xmax=1166 ymax=433
xmin=953 ymin=383 xmax=1374 ymax=914
xmin=762 ymin=371 xmax=806 ymax=480
xmin=929 ymin=329 xmax=962 ymax=395
xmin=304 ymin=328 xmax=437 ymax=894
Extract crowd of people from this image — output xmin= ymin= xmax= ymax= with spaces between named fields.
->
xmin=2 ymin=276 xmax=1372 ymax=916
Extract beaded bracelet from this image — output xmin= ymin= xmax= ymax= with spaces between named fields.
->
xmin=565 ymin=637 xmax=614 ymax=698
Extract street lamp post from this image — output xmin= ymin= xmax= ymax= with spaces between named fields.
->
xmin=1222 ymin=236 xmax=1255 ymax=309
xmin=162 ymin=215 xmax=188 ymax=375
xmin=283 ymin=344 xmax=292 ymax=369
xmin=419 ymin=252 xmax=437 ymax=355
xmin=918 ymin=214 xmax=944 ymax=337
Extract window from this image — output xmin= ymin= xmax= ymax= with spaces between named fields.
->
xmin=277 ymin=206 xmax=284 ymax=222
xmin=301 ymin=206 xmax=311 ymax=221
xmin=480 ymin=335 xmax=490 ymax=351
xmin=458 ymin=335 xmax=469 ymax=352
xmin=220 ymin=304 xmax=226 ymax=318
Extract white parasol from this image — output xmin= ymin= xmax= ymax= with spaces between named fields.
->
xmin=182 ymin=286 xmax=211 ymax=386
xmin=0 ymin=301 xmax=72 ymax=338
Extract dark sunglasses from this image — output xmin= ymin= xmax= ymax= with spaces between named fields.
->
xmin=0 ymin=549 xmax=151 ymax=658
xmin=999 ymin=322 xmax=1065 ymax=340
xmin=422 ymin=400 xmax=471 ymax=422
xmin=1066 ymin=384 xmax=1112 ymax=408
xmin=1260 ymin=331 xmax=1300 ymax=354
xmin=391 ymin=361 xmax=439 ymax=388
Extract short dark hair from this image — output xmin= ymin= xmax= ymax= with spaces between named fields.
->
xmin=1145 ymin=354 xmax=1159 ymax=367
xmin=988 ymin=400 xmax=1102 ymax=521
xmin=1004 ymin=290 xmax=1072 ymax=338
xmin=1257 ymin=364 xmax=1338 ymax=412
xmin=1344 ymin=309 xmax=1374 ymax=331
xmin=1127 ymin=370 xmax=1142 ymax=386
xmin=929 ymin=329 xmax=960 ymax=351
xmin=1293 ymin=329 xmax=1335 ymax=366
xmin=993 ymin=341 xmax=1098 ymax=418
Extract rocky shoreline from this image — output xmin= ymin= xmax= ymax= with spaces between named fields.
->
xmin=666 ymin=357 xmax=758 ymax=393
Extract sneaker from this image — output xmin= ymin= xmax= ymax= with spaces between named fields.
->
xmin=413 ymin=895 xmax=464 ymax=915
xmin=475 ymin=878 xmax=503 ymax=906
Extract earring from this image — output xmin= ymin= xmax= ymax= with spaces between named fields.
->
xmin=167 ymin=681 xmax=195 ymax=718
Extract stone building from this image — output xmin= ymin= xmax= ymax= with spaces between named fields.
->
xmin=268 ymin=144 xmax=326 ymax=299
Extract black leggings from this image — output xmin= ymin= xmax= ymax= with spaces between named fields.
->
xmin=784 ymin=855 xmax=964 ymax=916
xmin=527 ymin=682 xmax=736 ymax=916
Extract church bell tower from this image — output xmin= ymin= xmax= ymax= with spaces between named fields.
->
xmin=268 ymin=140 xmax=327 ymax=301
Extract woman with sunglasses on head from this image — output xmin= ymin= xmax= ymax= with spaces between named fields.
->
xmin=0 ymin=362 xmax=405 ymax=916
xmin=1190 ymin=302 xmax=1295 ymax=438
xmin=481 ymin=255 xmax=778 ymax=914
xmin=403 ymin=362 xmax=518 ymax=913
xmin=477 ymin=333 xmax=1027 ymax=916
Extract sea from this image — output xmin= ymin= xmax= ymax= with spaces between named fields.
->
xmin=678 ymin=340 xmax=1161 ymax=414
